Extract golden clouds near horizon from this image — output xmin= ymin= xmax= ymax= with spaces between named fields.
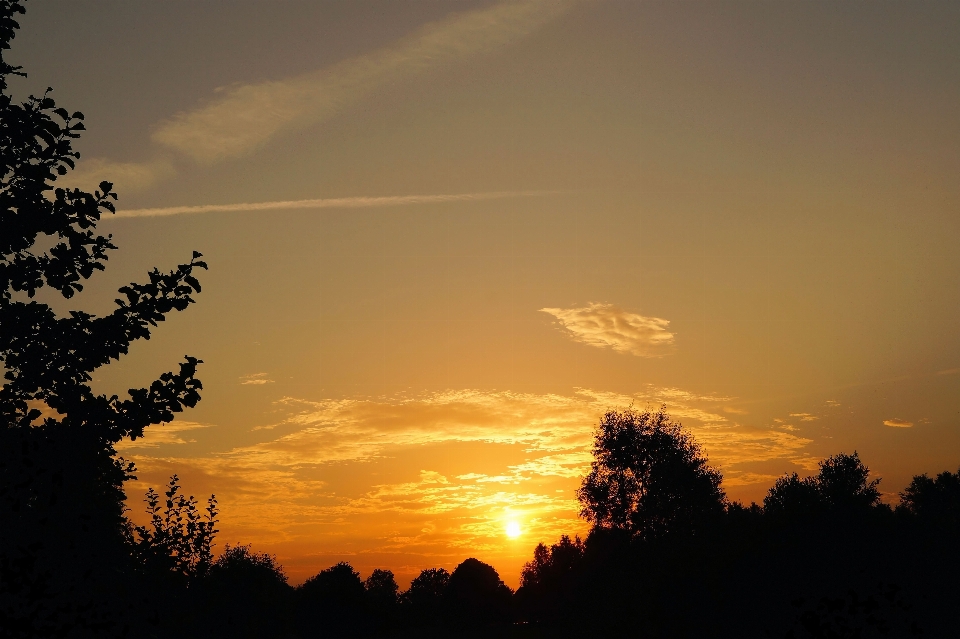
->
xmin=123 ymin=386 xmax=814 ymax=586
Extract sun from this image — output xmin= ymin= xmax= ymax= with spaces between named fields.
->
xmin=505 ymin=521 xmax=522 ymax=538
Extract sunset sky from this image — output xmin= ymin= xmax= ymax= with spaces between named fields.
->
xmin=14 ymin=0 xmax=960 ymax=587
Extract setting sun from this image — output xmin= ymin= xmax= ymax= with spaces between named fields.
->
xmin=505 ymin=521 xmax=522 ymax=539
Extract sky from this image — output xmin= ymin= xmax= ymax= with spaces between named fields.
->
xmin=12 ymin=0 xmax=960 ymax=587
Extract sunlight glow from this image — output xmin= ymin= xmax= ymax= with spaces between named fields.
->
xmin=506 ymin=521 xmax=522 ymax=538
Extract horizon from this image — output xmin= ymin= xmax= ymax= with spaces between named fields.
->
xmin=12 ymin=0 xmax=960 ymax=589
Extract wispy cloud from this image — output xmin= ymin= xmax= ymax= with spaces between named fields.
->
xmin=883 ymin=419 xmax=913 ymax=428
xmin=540 ymin=303 xmax=675 ymax=357
xmin=152 ymin=0 xmax=576 ymax=164
xmin=67 ymin=1 xmax=577 ymax=196
xmin=240 ymin=373 xmax=274 ymax=386
xmin=937 ymin=368 xmax=960 ymax=376
xmin=116 ymin=420 xmax=209 ymax=449
xmin=111 ymin=191 xmax=553 ymax=219
xmin=789 ymin=412 xmax=818 ymax=422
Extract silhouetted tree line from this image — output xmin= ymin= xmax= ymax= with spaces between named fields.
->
xmin=514 ymin=407 xmax=959 ymax=638
xmin=3 ymin=1 xmax=960 ymax=636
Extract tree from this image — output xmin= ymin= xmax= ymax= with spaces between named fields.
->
xmin=445 ymin=558 xmax=513 ymax=628
xmin=201 ymin=545 xmax=294 ymax=639
xmin=400 ymin=567 xmax=450 ymax=626
xmin=577 ymin=407 xmax=725 ymax=540
xmin=296 ymin=562 xmax=366 ymax=637
xmin=520 ymin=534 xmax=584 ymax=591
xmin=762 ymin=473 xmax=822 ymax=517
xmin=518 ymin=535 xmax=584 ymax=623
xmin=898 ymin=467 xmax=960 ymax=525
xmin=764 ymin=452 xmax=881 ymax=518
xmin=0 ymin=0 xmax=207 ymax=633
xmin=817 ymin=451 xmax=881 ymax=510
xmin=364 ymin=568 xmax=399 ymax=631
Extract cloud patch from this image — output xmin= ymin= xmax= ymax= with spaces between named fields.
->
xmin=540 ymin=303 xmax=675 ymax=357
xmin=240 ymin=373 xmax=274 ymax=385
xmin=883 ymin=419 xmax=913 ymax=428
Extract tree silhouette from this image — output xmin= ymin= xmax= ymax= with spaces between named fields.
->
xmin=296 ymin=562 xmax=366 ymax=637
xmin=577 ymin=407 xmax=725 ymax=539
xmin=400 ymin=567 xmax=450 ymax=627
xmin=0 ymin=0 xmax=206 ymax=633
xmin=201 ymin=544 xmax=294 ymax=639
xmin=445 ymin=558 xmax=513 ymax=629
xmin=816 ymin=452 xmax=881 ymax=510
xmin=517 ymin=535 xmax=585 ymax=623
xmin=763 ymin=473 xmax=823 ymax=518
xmin=898 ymin=467 xmax=960 ymax=525
xmin=764 ymin=452 xmax=881 ymax=518
xmin=364 ymin=569 xmax=398 ymax=632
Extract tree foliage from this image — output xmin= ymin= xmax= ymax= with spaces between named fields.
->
xmin=577 ymin=407 xmax=725 ymax=539
xmin=0 ymin=0 xmax=206 ymax=633
xmin=898 ymin=467 xmax=960 ymax=525
xmin=764 ymin=452 xmax=881 ymax=517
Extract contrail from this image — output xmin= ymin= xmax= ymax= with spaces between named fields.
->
xmin=112 ymin=191 xmax=557 ymax=219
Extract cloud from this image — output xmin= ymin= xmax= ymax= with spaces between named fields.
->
xmin=883 ymin=419 xmax=913 ymax=428
xmin=540 ymin=303 xmax=675 ymax=357
xmin=937 ymin=368 xmax=960 ymax=376
xmin=789 ymin=413 xmax=818 ymax=422
xmin=240 ymin=373 xmax=274 ymax=385
xmin=116 ymin=420 xmax=209 ymax=449
xmin=111 ymin=191 xmax=554 ymax=219
xmin=151 ymin=0 xmax=576 ymax=164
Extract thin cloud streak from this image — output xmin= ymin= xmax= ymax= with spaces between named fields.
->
xmin=112 ymin=191 xmax=555 ymax=219
xmin=152 ymin=0 xmax=578 ymax=163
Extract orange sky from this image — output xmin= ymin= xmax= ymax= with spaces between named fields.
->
xmin=15 ymin=0 xmax=960 ymax=587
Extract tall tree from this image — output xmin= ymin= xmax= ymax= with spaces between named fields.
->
xmin=0 ymin=0 xmax=206 ymax=634
xmin=577 ymin=407 xmax=725 ymax=540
